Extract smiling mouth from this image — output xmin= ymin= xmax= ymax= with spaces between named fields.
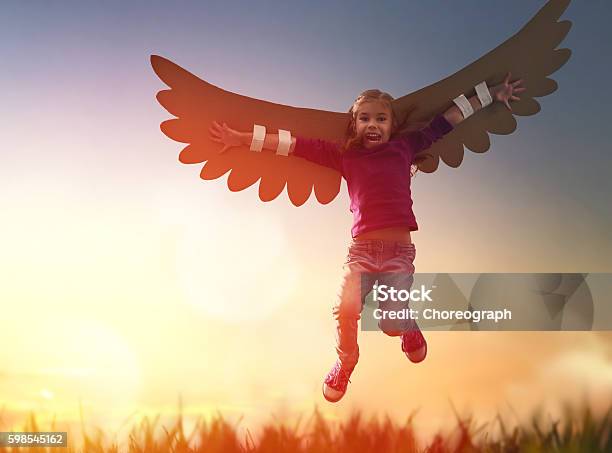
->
xmin=364 ymin=132 xmax=382 ymax=142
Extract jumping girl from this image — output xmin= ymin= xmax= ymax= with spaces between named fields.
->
xmin=209 ymin=73 xmax=525 ymax=402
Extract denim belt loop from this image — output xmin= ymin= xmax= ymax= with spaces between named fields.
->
xmin=372 ymin=240 xmax=383 ymax=253
xmin=350 ymin=239 xmax=372 ymax=254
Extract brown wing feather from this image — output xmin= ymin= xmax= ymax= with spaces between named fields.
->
xmin=392 ymin=0 xmax=572 ymax=173
xmin=151 ymin=55 xmax=349 ymax=206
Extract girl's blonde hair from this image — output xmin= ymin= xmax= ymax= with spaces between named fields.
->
xmin=342 ymin=89 xmax=426 ymax=177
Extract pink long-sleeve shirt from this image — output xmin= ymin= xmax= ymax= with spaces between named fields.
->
xmin=292 ymin=114 xmax=454 ymax=238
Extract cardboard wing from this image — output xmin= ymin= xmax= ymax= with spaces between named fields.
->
xmin=151 ymin=0 xmax=572 ymax=206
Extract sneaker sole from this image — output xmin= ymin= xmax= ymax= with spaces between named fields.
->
xmin=322 ymin=383 xmax=345 ymax=403
xmin=406 ymin=341 xmax=427 ymax=363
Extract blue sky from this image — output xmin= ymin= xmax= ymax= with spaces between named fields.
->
xmin=1 ymin=1 xmax=611 ymax=270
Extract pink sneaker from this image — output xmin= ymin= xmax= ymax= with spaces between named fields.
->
xmin=401 ymin=327 xmax=427 ymax=363
xmin=322 ymin=360 xmax=353 ymax=403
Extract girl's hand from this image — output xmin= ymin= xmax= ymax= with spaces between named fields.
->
xmin=490 ymin=72 xmax=527 ymax=111
xmin=209 ymin=121 xmax=244 ymax=153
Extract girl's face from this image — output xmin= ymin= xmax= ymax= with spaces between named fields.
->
xmin=354 ymin=101 xmax=393 ymax=149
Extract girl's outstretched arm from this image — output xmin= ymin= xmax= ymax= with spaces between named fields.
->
xmin=209 ymin=121 xmax=297 ymax=154
xmin=209 ymin=121 xmax=343 ymax=173
xmin=443 ymin=72 xmax=526 ymax=126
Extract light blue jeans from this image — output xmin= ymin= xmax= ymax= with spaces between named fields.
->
xmin=333 ymin=238 xmax=417 ymax=370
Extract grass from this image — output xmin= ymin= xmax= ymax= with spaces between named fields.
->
xmin=0 ymin=400 xmax=610 ymax=453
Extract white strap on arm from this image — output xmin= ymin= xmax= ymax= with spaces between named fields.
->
xmin=453 ymin=94 xmax=474 ymax=119
xmin=250 ymin=124 xmax=266 ymax=152
xmin=475 ymin=81 xmax=493 ymax=108
xmin=276 ymin=129 xmax=292 ymax=156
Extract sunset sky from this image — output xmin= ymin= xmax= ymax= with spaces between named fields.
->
xmin=1 ymin=0 xmax=611 ymax=447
